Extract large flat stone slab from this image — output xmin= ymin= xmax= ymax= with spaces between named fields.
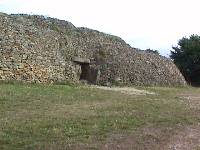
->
xmin=73 ymin=57 xmax=90 ymax=64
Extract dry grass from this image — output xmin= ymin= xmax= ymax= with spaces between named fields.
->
xmin=90 ymin=85 xmax=155 ymax=95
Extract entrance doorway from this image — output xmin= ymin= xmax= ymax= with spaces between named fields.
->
xmin=79 ymin=63 xmax=98 ymax=84
xmin=73 ymin=57 xmax=98 ymax=84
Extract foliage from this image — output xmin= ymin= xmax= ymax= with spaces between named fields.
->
xmin=170 ymin=35 xmax=200 ymax=85
xmin=145 ymin=49 xmax=160 ymax=55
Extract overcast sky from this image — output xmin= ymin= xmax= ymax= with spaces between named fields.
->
xmin=0 ymin=0 xmax=200 ymax=56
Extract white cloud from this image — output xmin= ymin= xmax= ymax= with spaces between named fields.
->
xmin=0 ymin=0 xmax=200 ymax=56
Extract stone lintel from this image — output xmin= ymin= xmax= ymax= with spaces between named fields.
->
xmin=73 ymin=57 xmax=90 ymax=64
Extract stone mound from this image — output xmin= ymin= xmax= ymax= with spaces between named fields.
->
xmin=0 ymin=12 xmax=186 ymax=86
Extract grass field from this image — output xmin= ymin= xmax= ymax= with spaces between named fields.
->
xmin=0 ymin=83 xmax=200 ymax=149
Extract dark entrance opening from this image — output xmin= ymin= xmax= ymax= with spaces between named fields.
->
xmin=73 ymin=57 xmax=98 ymax=84
xmin=79 ymin=63 xmax=98 ymax=84
xmin=80 ymin=63 xmax=90 ymax=81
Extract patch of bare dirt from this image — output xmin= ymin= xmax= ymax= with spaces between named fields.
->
xmin=101 ymin=125 xmax=200 ymax=150
xmin=91 ymin=86 xmax=155 ymax=95
xmin=101 ymin=126 xmax=174 ymax=150
xmin=179 ymin=94 xmax=200 ymax=109
xmin=165 ymin=125 xmax=200 ymax=150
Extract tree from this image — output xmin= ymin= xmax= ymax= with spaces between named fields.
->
xmin=170 ymin=34 xmax=200 ymax=86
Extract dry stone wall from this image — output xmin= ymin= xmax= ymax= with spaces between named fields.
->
xmin=69 ymin=28 xmax=186 ymax=86
xmin=0 ymin=12 xmax=186 ymax=86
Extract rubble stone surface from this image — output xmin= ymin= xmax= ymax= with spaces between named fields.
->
xmin=0 ymin=12 xmax=186 ymax=86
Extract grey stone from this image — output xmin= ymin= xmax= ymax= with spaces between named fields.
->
xmin=0 ymin=12 xmax=186 ymax=86
xmin=73 ymin=57 xmax=90 ymax=64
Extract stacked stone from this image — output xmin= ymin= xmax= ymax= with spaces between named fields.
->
xmin=0 ymin=12 xmax=186 ymax=86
